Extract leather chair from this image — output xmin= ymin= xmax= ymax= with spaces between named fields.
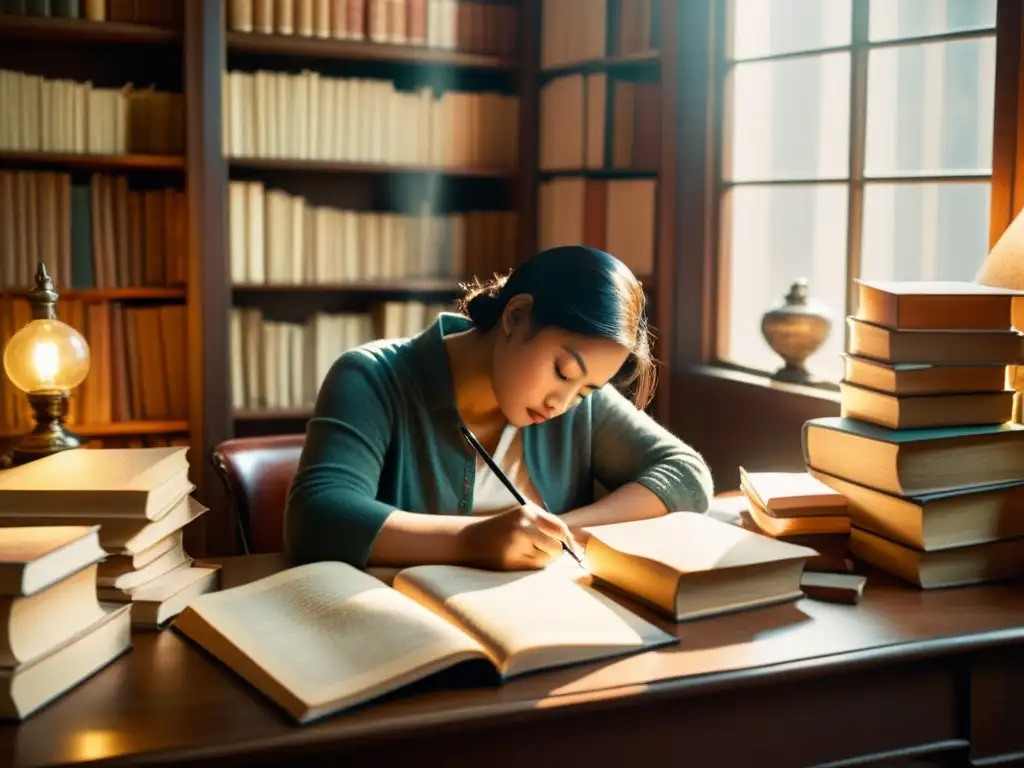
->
xmin=211 ymin=434 xmax=305 ymax=555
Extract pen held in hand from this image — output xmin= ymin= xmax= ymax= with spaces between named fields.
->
xmin=459 ymin=425 xmax=585 ymax=568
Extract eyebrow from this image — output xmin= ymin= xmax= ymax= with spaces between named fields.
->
xmin=562 ymin=346 xmax=588 ymax=374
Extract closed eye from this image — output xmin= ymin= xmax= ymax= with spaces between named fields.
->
xmin=555 ymin=364 xmax=594 ymax=400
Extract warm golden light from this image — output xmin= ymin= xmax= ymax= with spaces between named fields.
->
xmin=3 ymin=318 xmax=90 ymax=395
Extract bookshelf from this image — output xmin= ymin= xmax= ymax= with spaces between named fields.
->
xmin=0 ymin=0 xmax=684 ymax=556
xmin=0 ymin=0 xmax=190 ymax=473
xmin=530 ymin=0 xmax=674 ymax=418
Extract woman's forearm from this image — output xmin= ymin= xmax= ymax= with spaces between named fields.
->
xmin=367 ymin=510 xmax=476 ymax=567
xmin=560 ymin=483 xmax=669 ymax=544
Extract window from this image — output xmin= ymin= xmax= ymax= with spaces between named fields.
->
xmin=717 ymin=0 xmax=998 ymax=382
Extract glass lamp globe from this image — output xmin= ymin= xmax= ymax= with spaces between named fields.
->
xmin=3 ymin=318 xmax=91 ymax=395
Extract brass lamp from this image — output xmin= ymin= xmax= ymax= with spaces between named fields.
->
xmin=2 ymin=263 xmax=91 ymax=467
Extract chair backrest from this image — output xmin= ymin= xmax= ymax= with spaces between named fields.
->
xmin=210 ymin=434 xmax=305 ymax=554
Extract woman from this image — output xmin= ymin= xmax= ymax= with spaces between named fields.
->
xmin=284 ymin=245 xmax=714 ymax=571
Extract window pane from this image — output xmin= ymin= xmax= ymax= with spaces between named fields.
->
xmin=865 ymin=38 xmax=996 ymax=176
xmin=869 ymin=0 xmax=997 ymax=42
xmin=727 ymin=0 xmax=851 ymax=60
xmin=725 ymin=54 xmax=851 ymax=182
xmin=860 ymin=182 xmax=991 ymax=284
xmin=718 ymin=185 xmax=848 ymax=382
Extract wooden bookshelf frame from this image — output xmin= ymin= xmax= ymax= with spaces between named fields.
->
xmin=0 ymin=13 xmax=180 ymax=44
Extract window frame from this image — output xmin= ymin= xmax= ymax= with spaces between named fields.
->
xmin=706 ymin=0 xmax=1007 ymax=384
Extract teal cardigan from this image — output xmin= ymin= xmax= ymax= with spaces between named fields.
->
xmin=284 ymin=313 xmax=715 ymax=567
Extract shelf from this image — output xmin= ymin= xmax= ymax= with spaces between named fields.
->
xmin=2 ymin=287 xmax=186 ymax=301
xmin=539 ymin=168 xmax=659 ymax=180
xmin=226 ymin=31 xmax=517 ymax=71
xmin=0 ymin=15 xmax=181 ymax=45
xmin=0 ymin=420 xmax=190 ymax=439
xmin=0 ymin=152 xmax=185 ymax=172
xmin=229 ymin=157 xmax=515 ymax=178
xmin=233 ymin=279 xmax=463 ymax=294
xmin=540 ymin=50 xmax=660 ymax=80
xmin=235 ymin=409 xmax=312 ymax=422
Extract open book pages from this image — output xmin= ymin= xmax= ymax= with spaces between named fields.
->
xmin=173 ymin=561 xmax=675 ymax=724
xmin=583 ymin=512 xmax=817 ymax=621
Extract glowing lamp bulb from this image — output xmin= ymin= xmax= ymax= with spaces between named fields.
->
xmin=3 ymin=318 xmax=91 ymax=395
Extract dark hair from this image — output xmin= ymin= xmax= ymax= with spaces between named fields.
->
xmin=456 ymin=245 xmax=656 ymax=408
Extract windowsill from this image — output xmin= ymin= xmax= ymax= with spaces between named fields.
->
xmin=683 ymin=363 xmax=842 ymax=404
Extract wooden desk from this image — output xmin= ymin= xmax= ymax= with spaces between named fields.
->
xmin=2 ymin=554 xmax=1024 ymax=768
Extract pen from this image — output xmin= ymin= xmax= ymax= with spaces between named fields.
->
xmin=459 ymin=425 xmax=585 ymax=568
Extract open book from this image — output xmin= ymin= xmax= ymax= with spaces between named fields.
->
xmin=173 ymin=561 xmax=676 ymax=724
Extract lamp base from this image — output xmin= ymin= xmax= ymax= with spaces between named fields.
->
xmin=2 ymin=392 xmax=81 ymax=469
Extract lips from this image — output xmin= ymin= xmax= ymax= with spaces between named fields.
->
xmin=527 ymin=408 xmax=546 ymax=424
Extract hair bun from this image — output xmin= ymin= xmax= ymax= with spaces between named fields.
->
xmin=465 ymin=292 xmax=502 ymax=329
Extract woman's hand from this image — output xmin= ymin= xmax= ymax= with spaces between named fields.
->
xmin=457 ymin=503 xmax=580 ymax=571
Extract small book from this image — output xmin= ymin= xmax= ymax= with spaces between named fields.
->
xmin=582 ymin=513 xmax=818 ymax=621
xmin=809 ymin=468 xmax=1024 ymax=551
xmin=0 ymin=603 xmax=132 ymax=721
xmin=103 ymin=565 xmax=220 ymax=629
xmin=803 ymin=417 xmax=1024 ymax=496
xmin=0 ymin=447 xmax=193 ymax=520
xmin=0 ymin=495 xmax=209 ymax=554
xmin=839 ymin=381 xmax=1014 ymax=430
xmin=800 ymin=572 xmax=866 ymax=605
xmin=173 ymin=561 xmax=677 ymax=724
xmin=0 ymin=525 xmax=105 ymax=597
xmin=738 ymin=467 xmax=847 ymax=517
xmin=847 ymin=317 xmax=1024 ymax=365
xmin=739 ymin=485 xmax=851 ymax=539
xmin=854 ymin=279 xmax=1024 ymax=331
xmin=842 ymin=354 xmax=1008 ymax=396
xmin=850 ymin=528 xmax=1024 ymax=589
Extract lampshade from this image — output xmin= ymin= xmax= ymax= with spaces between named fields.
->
xmin=977 ymin=208 xmax=1024 ymax=298
xmin=977 ymin=209 xmax=1024 ymax=419
xmin=3 ymin=318 xmax=90 ymax=395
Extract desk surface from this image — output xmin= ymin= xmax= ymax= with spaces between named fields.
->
xmin=3 ymin=553 xmax=1024 ymax=767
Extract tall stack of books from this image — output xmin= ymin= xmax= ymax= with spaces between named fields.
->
xmin=0 ymin=446 xmax=219 ymax=627
xmin=0 ymin=525 xmax=130 ymax=720
xmin=804 ymin=280 xmax=1024 ymax=589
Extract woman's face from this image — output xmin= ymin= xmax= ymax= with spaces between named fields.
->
xmin=491 ymin=298 xmax=630 ymax=427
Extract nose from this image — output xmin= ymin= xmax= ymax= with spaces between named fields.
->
xmin=542 ymin=391 xmax=573 ymax=417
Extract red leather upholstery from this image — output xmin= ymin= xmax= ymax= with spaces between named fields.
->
xmin=211 ymin=434 xmax=305 ymax=554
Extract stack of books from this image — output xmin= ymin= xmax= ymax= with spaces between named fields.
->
xmin=0 ymin=525 xmax=130 ymax=720
xmin=805 ymin=280 xmax=1024 ymax=588
xmin=0 ymin=447 xmax=219 ymax=627
xmin=737 ymin=467 xmax=852 ymax=574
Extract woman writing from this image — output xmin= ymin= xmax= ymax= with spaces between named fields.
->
xmin=284 ymin=245 xmax=714 ymax=570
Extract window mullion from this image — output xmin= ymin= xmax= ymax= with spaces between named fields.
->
xmin=845 ymin=0 xmax=870 ymax=339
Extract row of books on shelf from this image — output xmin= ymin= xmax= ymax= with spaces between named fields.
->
xmin=0 ymin=171 xmax=186 ymax=291
xmin=0 ymin=69 xmax=184 ymax=156
xmin=731 ymin=280 xmax=1024 ymax=592
xmin=540 ymin=0 xmax=655 ymax=70
xmin=0 ymin=297 xmax=187 ymax=434
xmin=0 ymin=0 xmax=181 ymax=28
xmin=228 ymin=179 xmax=517 ymax=285
xmin=0 ymin=446 xmax=215 ymax=719
xmin=223 ymin=70 xmax=518 ymax=167
xmin=538 ymin=176 xmax=655 ymax=278
xmin=229 ymin=0 xmax=518 ymax=55
xmin=229 ymin=300 xmax=450 ymax=411
xmin=541 ymin=74 xmax=659 ymax=171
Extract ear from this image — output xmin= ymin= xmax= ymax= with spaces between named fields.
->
xmin=500 ymin=294 xmax=534 ymax=338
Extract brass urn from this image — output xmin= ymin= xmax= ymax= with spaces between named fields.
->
xmin=760 ymin=279 xmax=832 ymax=385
